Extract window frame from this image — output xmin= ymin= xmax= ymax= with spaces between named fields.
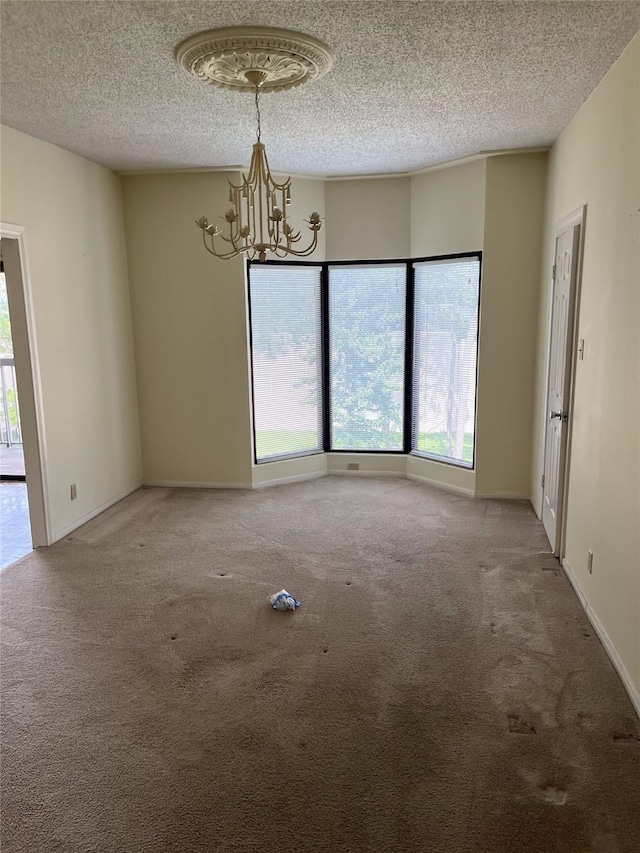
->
xmin=247 ymin=252 xmax=482 ymax=467
xmin=246 ymin=261 xmax=325 ymax=464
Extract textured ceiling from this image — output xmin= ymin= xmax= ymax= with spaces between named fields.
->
xmin=1 ymin=1 xmax=638 ymax=176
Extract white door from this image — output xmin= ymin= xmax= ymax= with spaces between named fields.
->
xmin=542 ymin=222 xmax=580 ymax=552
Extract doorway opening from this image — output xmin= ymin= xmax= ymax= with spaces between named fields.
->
xmin=0 ymin=227 xmax=50 ymax=567
xmin=0 ymin=257 xmax=31 ymax=567
xmin=1 ymin=260 xmax=26 ymax=480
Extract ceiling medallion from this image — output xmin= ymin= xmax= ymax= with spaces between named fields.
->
xmin=175 ymin=26 xmax=334 ymax=93
xmin=176 ymin=26 xmax=334 ymax=263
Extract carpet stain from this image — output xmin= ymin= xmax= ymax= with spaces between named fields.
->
xmin=541 ymin=785 xmax=568 ymax=805
xmin=507 ymin=713 xmax=537 ymax=735
xmin=612 ymin=733 xmax=640 ymax=746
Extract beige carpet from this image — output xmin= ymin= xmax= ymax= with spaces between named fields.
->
xmin=1 ymin=477 xmax=639 ymax=852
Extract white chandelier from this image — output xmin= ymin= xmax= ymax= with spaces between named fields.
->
xmin=176 ymin=27 xmax=334 ymax=262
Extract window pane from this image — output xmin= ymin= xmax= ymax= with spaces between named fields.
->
xmin=249 ymin=265 xmax=323 ymax=462
xmin=412 ymin=257 xmax=480 ymax=467
xmin=329 ymin=264 xmax=406 ymax=450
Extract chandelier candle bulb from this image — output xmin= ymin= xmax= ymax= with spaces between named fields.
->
xmin=178 ymin=26 xmax=333 ymax=263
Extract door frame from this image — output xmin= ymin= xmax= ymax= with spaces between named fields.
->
xmin=1 ymin=223 xmax=52 ymax=546
xmin=540 ymin=205 xmax=586 ymax=558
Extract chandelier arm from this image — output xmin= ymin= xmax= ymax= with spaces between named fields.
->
xmin=251 ymin=189 xmax=257 ymax=247
xmin=201 ymin=229 xmax=243 ymax=260
xmin=231 ymin=214 xmax=241 ymax=245
xmin=217 ymin=229 xmax=237 ymax=246
xmin=258 ymin=152 xmax=265 ymax=249
xmin=217 ymin=215 xmax=244 ymax=252
xmin=241 ymin=188 xmax=249 ymax=239
xmin=284 ymin=230 xmax=319 ymax=257
xmin=269 ymin=200 xmax=278 ymax=241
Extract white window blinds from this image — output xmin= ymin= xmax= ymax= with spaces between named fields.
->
xmin=412 ymin=257 xmax=480 ymax=467
xmin=249 ymin=264 xmax=323 ymax=462
xmin=329 ymin=264 xmax=406 ymax=450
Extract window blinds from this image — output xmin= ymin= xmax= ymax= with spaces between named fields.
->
xmin=249 ymin=264 xmax=323 ymax=462
xmin=329 ymin=264 xmax=406 ymax=450
xmin=412 ymin=257 xmax=480 ymax=467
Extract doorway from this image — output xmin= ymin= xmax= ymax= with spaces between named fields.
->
xmin=0 ymin=257 xmax=32 ymax=568
xmin=541 ymin=207 xmax=585 ymax=556
xmin=0 ymin=227 xmax=50 ymax=564
xmin=1 ymin=260 xmax=26 ymax=479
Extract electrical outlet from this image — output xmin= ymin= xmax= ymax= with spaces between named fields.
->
xmin=587 ymin=550 xmax=593 ymax=574
xmin=347 ymin=462 xmax=360 ymax=471
xmin=70 ymin=483 xmax=77 ymax=500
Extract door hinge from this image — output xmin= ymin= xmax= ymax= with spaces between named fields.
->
xmin=552 ymin=263 xmax=556 ymax=281
xmin=541 ymin=473 xmax=545 ymax=488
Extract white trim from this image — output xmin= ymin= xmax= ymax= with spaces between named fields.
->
xmin=406 ymin=472 xmax=474 ymax=498
xmin=143 ymin=480 xmax=251 ymax=489
xmin=408 ymin=146 xmax=550 ymax=178
xmin=117 ymin=165 xmax=326 ymax=182
xmin=328 ymin=470 xmax=404 ymax=479
xmin=0 ymin=223 xmax=52 ymax=546
xmin=118 ymin=165 xmax=244 ymax=176
xmin=558 ymin=208 xmax=587 ymax=559
xmin=53 ymin=482 xmax=142 ymax=542
xmin=562 ymin=558 xmax=640 ymax=718
xmin=474 ymin=492 xmax=531 ymax=500
xmin=253 ymin=471 xmax=326 ymax=489
xmin=117 ymin=147 xmax=550 ymax=181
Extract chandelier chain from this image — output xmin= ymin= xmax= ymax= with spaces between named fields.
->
xmin=254 ymin=86 xmax=262 ymax=142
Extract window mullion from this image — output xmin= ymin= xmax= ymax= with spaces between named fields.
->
xmin=321 ymin=263 xmax=330 ymax=451
xmin=404 ymin=261 xmax=415 ymax=453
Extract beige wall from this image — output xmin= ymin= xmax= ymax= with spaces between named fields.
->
xmin=410 ymin=159 xmax=486 ymax=257
xmin=121 ymin=173 xmax=326 ymax=488
xmin=531 ymin=35 xmax=640 ymax=699
xmin=0 ymin=125 xmax=142 ymax=540
xmin=121 ymin=173 xmax=252 ymax=487
xmin=475 ymin=152 xmax=548 ymax=497
xmin=325 ymin=177 xmax=410 ymax=261
xmin=410 ymin=152 xmax=547 ymax=498
xmin=408 ymin=157 xmax=487 ymax=496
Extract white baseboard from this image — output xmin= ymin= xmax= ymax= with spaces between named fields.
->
xmin=406 ymin=472 xmax=475 ymax=497
xmin=143 ymin=480 xmax=251 ymax=489
xmin=474 ymin=492 xmax=531 ymax=500
xmin=53 ymin=482 xmax=142 ymax=542
xmin=328 ymin=470 xmax=404 ymax=478
xmin=253 ymin=471 xmax=326 ymax=489
xmin=562 ymin=558 xmax=640 ymax=718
